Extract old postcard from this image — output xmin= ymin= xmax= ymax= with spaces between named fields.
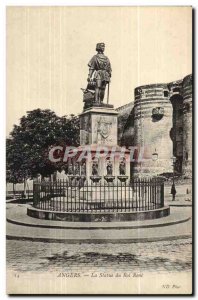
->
xmin=6 ymin=6 xmax=192 ymax=294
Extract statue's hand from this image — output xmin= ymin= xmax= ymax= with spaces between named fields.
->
xmin=87 ymin=77 xmax=91 ymax=82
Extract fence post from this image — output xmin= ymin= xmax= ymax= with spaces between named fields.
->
xmin=161 ymin=179 xmax=164 ymax=207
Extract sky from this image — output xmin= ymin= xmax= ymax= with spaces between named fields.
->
xmin=6 ymin=6 xmax=192 ymax=136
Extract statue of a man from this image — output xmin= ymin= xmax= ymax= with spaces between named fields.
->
xmin=81 ymin=162 xmax=86 ymax=176
xmin=68 ymin=163 xmax=73 ymax=175
xmin=119 ymin=158 xmax=126 ymax=175
xmin=87 ymin=43 xmax=112 ymax=104
xmin=106 ymin=160 xmax=113 ymax=176
xmin=74 ymin=163 xmax=80 ymax=175
xmin=92 ymin=161 xmax=99 ymax=176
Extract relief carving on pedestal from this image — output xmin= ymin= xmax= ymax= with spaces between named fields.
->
xmin=93 ymin=116 xmax=115 ymax=144
xmin=97 ymin=117 xmax=112 ymax=140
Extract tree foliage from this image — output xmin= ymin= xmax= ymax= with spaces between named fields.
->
xmin=6 ymin=109 xmax=80 ymax=183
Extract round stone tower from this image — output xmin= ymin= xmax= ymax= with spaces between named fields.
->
xmin=168 ymin=79 xmax=183 ymax=175
xmin=133 ymin=84 xmax=173 ymax=176
xmin=182 ymin=74 xmax=192 ymax=178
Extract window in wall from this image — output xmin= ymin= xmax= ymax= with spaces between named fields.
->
xmin=164 ymin=91 xmax=169 ymax=97
xmin=185 ymin=152 xmax=188 ymax=161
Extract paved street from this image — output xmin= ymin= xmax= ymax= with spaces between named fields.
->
xmin=164 ymin=183 xmax=192 ymax=205
xmin=7 ymin=238 xmax=192 ymax=274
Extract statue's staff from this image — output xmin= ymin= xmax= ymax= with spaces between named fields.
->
xmin=107 ymin=82 xmax=110 ymax=104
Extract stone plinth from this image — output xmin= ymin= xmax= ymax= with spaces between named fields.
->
xmin=27 ymin=206 xmax=170 ymax=222
xmin=74 ymin=105 xmax=131 ymax=183
xmin=80 ymin=106 xmax=118 ymax=146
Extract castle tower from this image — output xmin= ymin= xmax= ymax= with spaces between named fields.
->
xmin=182 ymin=74 xmax=192 ymax=178
xmin=133 ymin=84 xmax=173 ymax=176
xmin=168 ymin=79 xmax=184 ymax=175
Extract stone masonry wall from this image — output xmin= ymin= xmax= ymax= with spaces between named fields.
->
xmin=182 ymin=74 xmax=192 ymax=178
xmin=116 ymin=102 xmax=134 ymax=145
xmin=133 ymin=84 xmax=173 ymax=176
xmin=117 ymin=74 xmax=192 ymax=178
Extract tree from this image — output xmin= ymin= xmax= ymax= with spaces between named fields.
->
xmin=6 ymin=109 xmax=80 ymax=192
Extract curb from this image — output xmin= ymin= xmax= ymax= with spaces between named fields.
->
xmin=168 ymin=204 xmax=192 ymax=207
xmin=6 ymin=234 xmax=192 ymax=244
xmin=27 ymin=206 xmax=170 ymax=222
xmin=6 ymin=215 xmax=191 ymax=230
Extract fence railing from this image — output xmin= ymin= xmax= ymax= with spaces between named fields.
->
xmin=33 ymin=177 xmax=164 ymax=213
xmin=6 ymin=190 xmax=33 ymax=200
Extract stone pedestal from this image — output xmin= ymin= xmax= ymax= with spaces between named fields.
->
xmin=70 ymin=105 xmax=131 ymax=183
xmin=80 ymin=106 xmax=118 ymax=146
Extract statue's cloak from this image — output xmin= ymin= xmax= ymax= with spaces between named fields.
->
xmin=88 ymin=54 xmax=112 ymax=82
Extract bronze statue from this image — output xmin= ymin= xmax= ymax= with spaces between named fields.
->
xmin=87 ymin=43 xmax=112 ymax=104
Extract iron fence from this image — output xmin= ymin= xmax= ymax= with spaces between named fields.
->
xmin=33 ymin=177 xmax=164 ymax=213
xmin=33 ymin=177 xmax=164 ymax=212
xmin=6 ymin=189 xmax=33 ymax=201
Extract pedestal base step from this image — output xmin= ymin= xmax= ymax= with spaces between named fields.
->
xmin=27 ymin=206 xmax=170 ymax=222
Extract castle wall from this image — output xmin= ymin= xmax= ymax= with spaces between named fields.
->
xmin=182 ymin=74 xmax=192 ymax=178
xmin=168 ymin=80 xmax=184 ymax=174
xmin=116 ymin=102 xmax=134 ymax=145
xmin=117 ymin=74 xmax=192 ymax=178
xmin=120 ymin=107 xmax=135 ymax=147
